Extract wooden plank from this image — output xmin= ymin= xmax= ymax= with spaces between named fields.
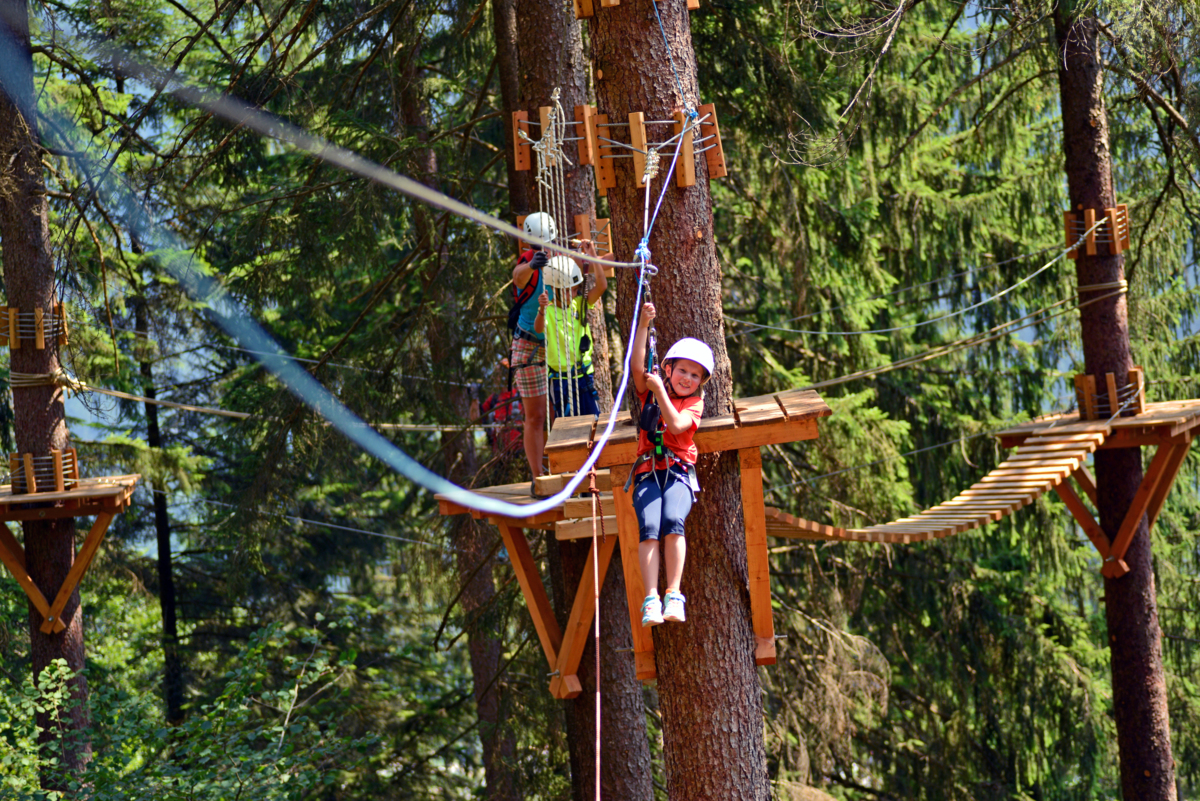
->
xmin=8 ymin=308 xmax=16 ymax=350
xmin=609 ymin=464 xmax=655 ymax=679
xmin=539 ymin=106 xmax=556 ymax=166
xmin=773 ymin=389 xmax=834 ymax=422
xmin=1146 ymin=438 xmax=1190 ymax=531
xmin=1084 ymin=207 xmax=1097 ymax=255
xmin=1106 ymin=372 xmax=1120 ymax=417
xmin=546 ymin=414 xmax=600 ymax=457
xmin=1053 ymin=481 xmax=1108 ymax=558
xmin=1064 ymin=211 xmax=1077 ymax=258
xmin=549 ymin=533 xmax=617 ymax=698
xmin=56 ymin=302 xmax=68 ymax=345
xmin=556 ymin=516 xmax=618 ymax=541
xmin=52 ymin=449 xmax=64 ymax=492
xmin=673 ymin=111 xmax=695 ymax=187
xmin=599 ymin=0 xmax=618 ymax=8
xmin=734 ymin=394 xmax=786 ymax=427
xmin=22 ymin=454 xmax=35 ymax=494
xmin=1106 ymin=443 xmax=1180 ymax=570
xmin=629 ymin=112 xmax=648 ymax=188
xmin=1106 ymin=207 xmax=1123 ymax=254
xmin=739 ymin=449 xmax=775 ymax=665
xmin=1118 ymin=204 xmax=1131 ymax=250
xmin=687 ymin=0 xmax=699 ymax=8
xmin=1072 ymin=466 xmax=1098 ymax=505
xmin=512 ymin=111 xmax=531 ymax=171
xmin=41 ymin=513 xmax=114 ymax=634
xmin=590 ymin=114 xmax=616 ymax=196
xmin=696 ymin=103 xmax=727 ymax=178
xmin=536 ymin=469 xmax=612 ymax=495
xmin=573 ymin=0 xmax=593 ymax=21
xmin=563 ymin=494 xmax=616 ymax=519
xmin=1129 ymin=368 xmax=1146 ymax=414
xmin=496 ymin=522 xmax=562 ymax=669
xmin=34 ymin=307 xmax=44 ymax=349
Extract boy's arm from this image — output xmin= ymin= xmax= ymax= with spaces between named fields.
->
xmin=513 ymin=250 xmax=546 ymax=288
xmin=631 ymin=302 xmax=653 ymax=395
xmin=573 ymin=240 xmax=607 ymax=305
xmin=535 ymin=290 xmax=548 ymax=334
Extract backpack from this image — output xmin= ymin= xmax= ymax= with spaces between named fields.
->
xmin=507 ymin=250 xmax=545 ymax=335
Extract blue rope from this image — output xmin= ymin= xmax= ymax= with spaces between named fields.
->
xmin=651 ymin=0 xmax=690 ymax=111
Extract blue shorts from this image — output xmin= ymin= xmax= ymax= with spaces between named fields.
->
xmin=632 ymin=465 xmax=699 ymax=542
xmin=550 ymin=371 xmax=600 ymax=418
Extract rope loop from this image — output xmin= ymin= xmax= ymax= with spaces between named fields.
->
xmin=1078 ymin=279 xmax=1128 ymax=295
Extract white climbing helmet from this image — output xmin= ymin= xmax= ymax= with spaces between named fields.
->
xmin=544 ymin=255 xmax=583 ymax=289
xmin=523 ymin=212 xmax=557 ymax=243
xmin=663 ymin=338 xmax=715 ymax=378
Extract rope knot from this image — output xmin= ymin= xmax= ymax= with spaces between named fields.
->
xmin=635 ymin=239 xmax=651 ymax=264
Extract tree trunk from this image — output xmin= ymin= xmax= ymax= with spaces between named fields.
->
xmin=397 ymin=34 xmax=519 ymax=801
xmin=491 ymin=0 xmax=530 ymax=216
xmin=512 ymin=3 xmax=646 ymax=798
xmin=0 ymin=0 xmax=92 ymax=783
xmin=1053 ymin=8 xmax=1176 ymax=799
xmin=134 ymin=299 xmax=185 ymax=724
xmin=590 ymin=1 xmax=771 ymax=797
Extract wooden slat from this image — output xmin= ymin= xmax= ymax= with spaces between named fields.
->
xmin=1053 ymin=481 xmax=1108 ymax=558
xmin=497 ymin=522 xmax=562 ymax=669
xmin=512 ymin=111 xmax=531 ymax=171
xmin=40 ymin=513 xmax=114 ymax=634
xmin=772 ymin=389 xmax=834 ymax=422
xmin=549 ymin=533 xmax=617 ymax=698
xmin=739 ymin=448 xmax=775 ymax=665
xmin=539 ymin=106 xmax=556 ymax=166
xmin=673 ymin=111 xmax=695 ymax=188
xmin=34 ymin=307 xmax=44 ymax=349
xmin=563 ymin=494 xmax=615 ymax=519
xmin=591 ymin=114 xmax=616 ymax=195
xmin=535 ymin=469 xmax=612 ymax=495
xmin=733 ymin=394 xmax=785 ymax=427
xmin=629 ymin=111 xmax=647 ymax=188
xmin=609 ymin=464 xmax=655 ymax=679
xmin=556 ymin=516 xmax=618 ymax=540
xmin=697 ymin=103 xmax=727 ymax=178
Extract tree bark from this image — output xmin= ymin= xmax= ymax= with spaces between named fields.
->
xmin=1053 ymin=8 xmax=1176 ymax=800
xmin=0 ymin=0 xmax=92 ymax=783
xmin=491 ymin=0 xmax=530 ymax=216
xmin=511 ymin=2 xmax=646 ymax=798
xmin=590 ymin=1 xmax=771 ymax=797
xmin=135 ymin=299 xmax=185 ymax=725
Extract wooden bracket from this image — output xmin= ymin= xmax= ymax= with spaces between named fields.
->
xmin=0 ymin=306 xmax=65 ymax=349
xmin=673 ymin=111 xmax=696 ymax=188
xmin=512 ymin=111 xmax=531 ymax=171
xmin=739 ymin=448 xmax=776 ymax=665
xmin=575 ymin=105 xmax=596 ymax=165
xmin=9 ymin=448 xmax=79 ymax=495
xmin=629 ymin=112 xmax=648 ymax=188
xmin=538 ymin=106 xmax=558 ymax=167
xmin=589 ymin=113 xmax=616 ymax=197
xmin=1066 ymin=203 xmax=1129 ymax=259
xmin=574 ymin=0 xmax=594 ymax=18
xmin=696 ymin=103 xmax=727 ymax=179
xmin=1074 ymin=367 xmax=1144 ymax=420
xmin=1101 ymin=435 xmax=1192 ymax=578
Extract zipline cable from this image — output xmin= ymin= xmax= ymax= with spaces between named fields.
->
xmin=726 ymin=217 xmax=1107 ymax=337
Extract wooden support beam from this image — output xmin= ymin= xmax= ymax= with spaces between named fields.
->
xmin=1117 ymin=204 xmax=1131 ymax=250
xmin=1075 ymin=374 xmax=1097 ymax=420
xmin=496 ymin=521 xmax=562 ymax=668
xmin=599 ymin=0 xmax=618 ymax=7
xmin=574 ymin=0 xmax=593 ymax=19
xmin=0 ymin=524 xmax=53 ymax=623
xmin=609 ymin=464 xmax=656 ymax=681
xmin=1129 ymin=367 xmax=1146 ymax=414
xmin=1072 ymin=466 xmax=1098 ymax=505
xmin=1106 ymin=207 xmax=1123 ymax=254
xmin=34 ymin=307 xmax=44 ymax=349
xmin=1064 ymin=211 xmax=1077 ymax=258
xmin=1053 ymin=481 xmax=1109 ymax=558
xmin=739 ymin=448 xmax=775 ymax=665
xmin=673 ymin=111 xmax=695 ymax=187
xmin=575 ymin=106 xmax=595 ymax=162
xmin=549 ymin=533 xmax=617 ymax=698
xmin=40 ymin=513 xmax=115 ymax=634
xmin=1106 ymin=372 xmax=1120 ymax=417
xmin=8 ymin=308 xmax=17 ymax=349
xmin=1083 ymin=207 xmax=1098 ymax=255
xmin=538 ymin=106 xmax=556 ymax=167
xmin=557 ymin=516 xmax=618 ymax=541
xmin=22 ymin=454 xmax=35 ymax=494
xmin=1102 ymin=443 xmax=1183 ymax=579
xmin=1145 ymin=435 xmax=1191 ymax=532
xmin=512 ymin=111 xmax=531 ymax=171
xmin=629 ymin=112 xmax=648 ymax=188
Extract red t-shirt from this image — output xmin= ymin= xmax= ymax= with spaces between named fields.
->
xmin=633 ymin=389 xmax=703 ymax=476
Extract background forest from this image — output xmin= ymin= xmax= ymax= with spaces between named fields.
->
xmin=1 ymin=0 xmax=1199 ymax=798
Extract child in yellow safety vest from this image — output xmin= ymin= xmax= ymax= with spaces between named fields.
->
xmin=534 ymin=238 xmax=607 ymax=419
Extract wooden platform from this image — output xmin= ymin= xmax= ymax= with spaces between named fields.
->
xmin=439 ymin=388 xmax=832 ymax=695
xmin=770 ymin=400 xmax=1200 ymax=578
xmin=0 ymin=474 xmax=140 ymax=634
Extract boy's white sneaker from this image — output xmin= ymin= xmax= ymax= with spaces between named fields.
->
xmin=663 ymin=591 xmax=686 ymax=623
xmin=641 ymin=593 xmax=664 ymax=627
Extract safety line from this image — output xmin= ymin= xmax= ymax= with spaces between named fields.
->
xmin=727 ymin=218 xmax=1106 ymax=337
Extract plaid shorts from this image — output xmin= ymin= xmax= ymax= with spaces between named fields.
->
xmin=510 ymin=336 xmax=547 ymax=398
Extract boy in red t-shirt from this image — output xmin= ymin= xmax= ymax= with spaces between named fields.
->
xmin=628 ymin=302 xmax=714 ymax=627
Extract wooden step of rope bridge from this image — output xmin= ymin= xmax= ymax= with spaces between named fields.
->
xmin=767 ymin=394 xmax=1200 ymax=580
xmin=438 ymin=388 xmax=832 ymax=696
